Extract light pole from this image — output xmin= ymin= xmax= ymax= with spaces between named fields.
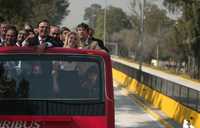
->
xmin=138 ymin=0 xmax=144 ymax=82
xmin=157 ymin=19 xmax=162 ymax=67
xmin=104 ymin=0 xmax=107 ymax=45
xmin=91 ymin=14 xmax=96 ymax=29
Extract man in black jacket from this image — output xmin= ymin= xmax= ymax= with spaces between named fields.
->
xmin=49 ymin=26 xmax=63 ymax=47
xmin=0 ymin=22 xmax=9 ymax=46
xmin=22 ymin=20 xmax=62 ymax=47
xmin=88 ymin=27 xmax=109 ymax=53
xmin=76 ymin=23 xmax=109 ymax=52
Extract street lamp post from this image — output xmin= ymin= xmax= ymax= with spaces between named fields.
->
xmin=138 ymin=0 xmax=144 ymax=82
xmin=104 ymin=0 xmax=107 ymax=45
xmin=91 ymin=14 xmax=96 ymax=29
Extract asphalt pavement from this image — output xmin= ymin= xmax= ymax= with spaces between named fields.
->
xmin=114 ymin=81 xmax=165 ymax=128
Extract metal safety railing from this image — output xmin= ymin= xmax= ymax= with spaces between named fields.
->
xmin=112 ymin=61 xmax=200 ymax=112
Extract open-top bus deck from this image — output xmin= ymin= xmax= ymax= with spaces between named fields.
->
xmin=0 ymin=47 xmax=114 ymax=128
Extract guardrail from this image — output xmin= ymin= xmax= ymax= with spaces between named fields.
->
xmin=112 ymin=61 xmax=200 ymax=112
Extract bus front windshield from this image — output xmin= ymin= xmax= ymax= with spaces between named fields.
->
xmin=0 ymin=54 xmax=104 ymax=100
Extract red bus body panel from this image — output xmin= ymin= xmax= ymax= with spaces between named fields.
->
xmin=0 ymin=47 xmax=114 ymax=128
xmin=0 ymin=116 xmax=107 ymax=128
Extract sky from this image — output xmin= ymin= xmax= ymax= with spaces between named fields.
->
xmin=61 ymin=0 xmax=180 ymax=29
xmin=61 ymin=0 xmax=132 ymax=29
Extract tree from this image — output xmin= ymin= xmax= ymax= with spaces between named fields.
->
xmin=164 ymin=0 xmax=200 ymax=78
xmin=94 ymin=6 xmax=132 ymax=40
xmin=29 ymin=0 xmax=70 ymax=26
xmin=84 ymin=4 xmax=102 ymax=28
xmin=83 ymin=4 xmax=132 ymax=56
xmin=130 ymin=0 xmax=175 ymax=63
xmin=111 ymin=29 xmax=139 ymax=57
xmin=0 ymin=0 xmax=70 ymax=27
xmin=0 ymin=0 xmax=30 ymax=27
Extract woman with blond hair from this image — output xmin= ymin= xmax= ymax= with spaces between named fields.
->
xmin=63 ymin=32 xmax=80 ymax=48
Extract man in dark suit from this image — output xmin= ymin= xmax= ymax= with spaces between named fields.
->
xmin=76 ymin=23 xmax=109 ymax=52
xmin=21 ymin=20 xmax=60 ymax=96
xmin=22 ymin=20 xmax=62 ymax=47
xmin=49 ymin=26 xmax=63 ymax=47
xmin=0 ymin=22 xmax=9 ymax=46
xmin=88 ymin=27 xmax=109 ymax=53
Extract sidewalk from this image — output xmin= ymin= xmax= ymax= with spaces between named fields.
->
xmin=114 ymin=81 xmax=182 ymax=128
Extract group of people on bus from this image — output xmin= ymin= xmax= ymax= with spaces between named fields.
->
xmin=0 ymin=19 xmax=109 ymax=52
xmin=0 ymin=20 xmax=106 ymax=99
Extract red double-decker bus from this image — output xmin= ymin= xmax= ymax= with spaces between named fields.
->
xmin=0 ymin=47 xmax=114 ymax=128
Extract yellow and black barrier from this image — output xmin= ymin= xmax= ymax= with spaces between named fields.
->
xmin=112 ymin=64 xmax=200 ymax=128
